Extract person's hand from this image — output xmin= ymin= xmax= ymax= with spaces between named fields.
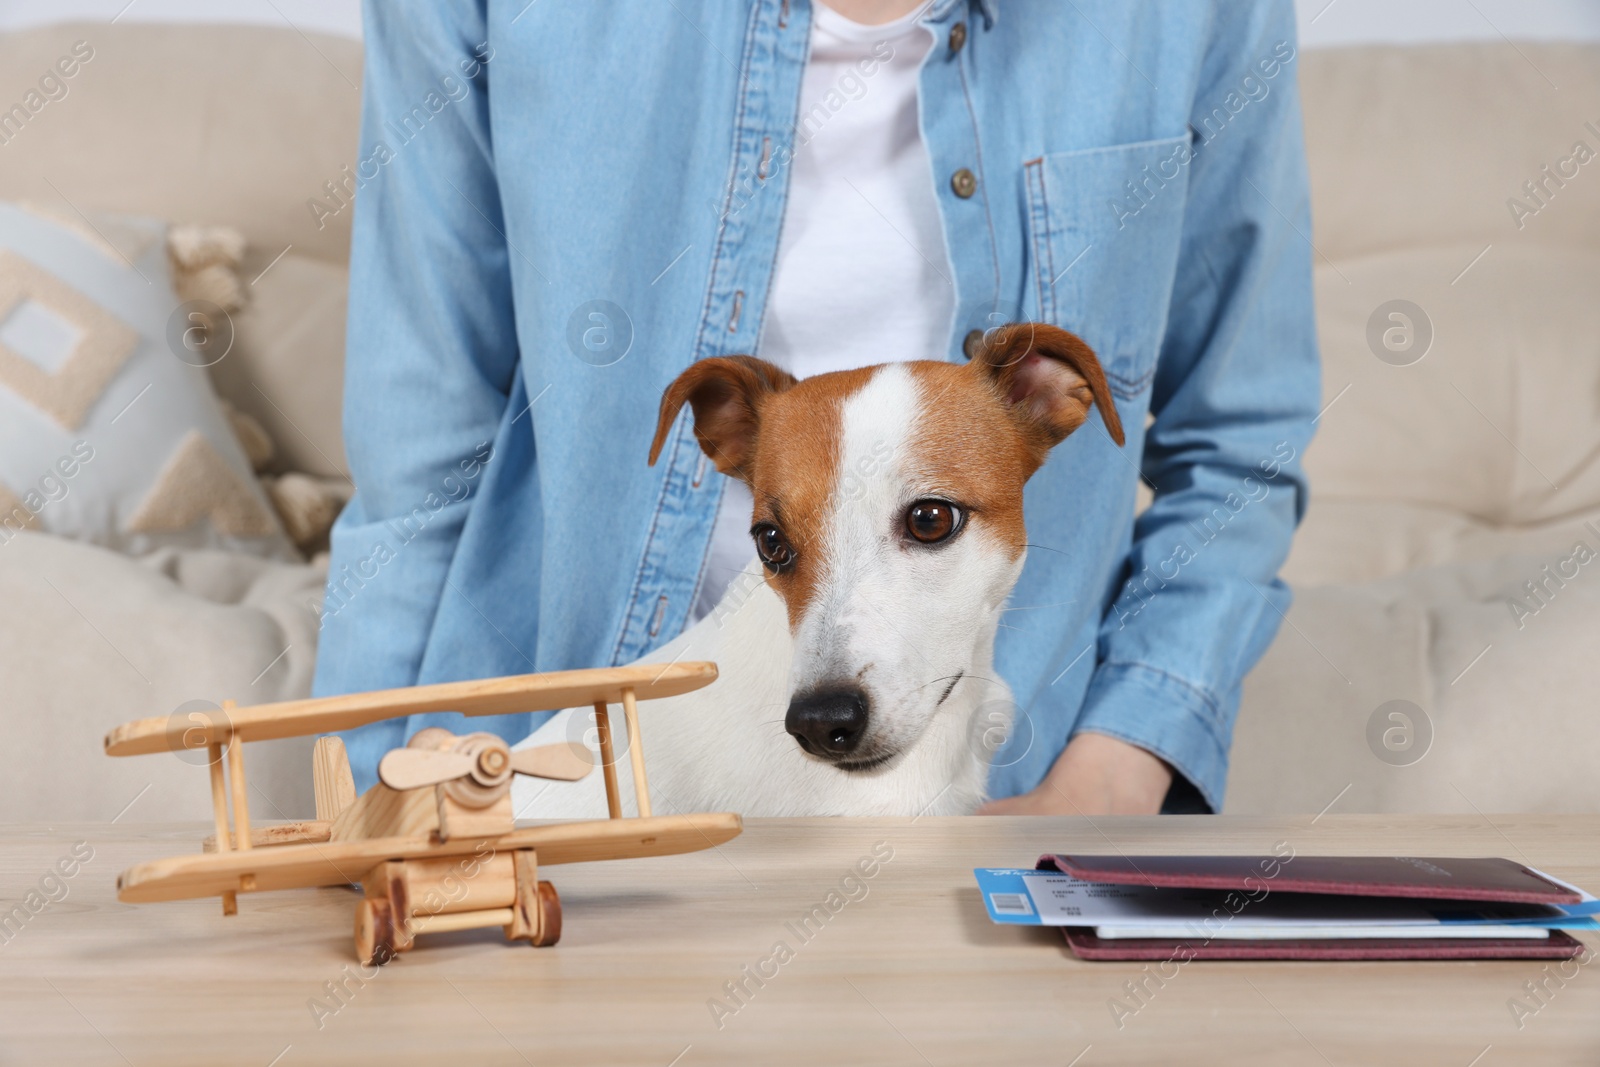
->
xmin=977 ymin=732 xmax=1173 ymax=816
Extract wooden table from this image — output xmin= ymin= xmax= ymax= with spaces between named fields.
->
xmin=2 ymin=816 xmax=1597 ymax=1066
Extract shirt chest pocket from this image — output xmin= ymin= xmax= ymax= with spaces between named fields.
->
xmin=1023 ymin=135 xmax=1192 ymax=399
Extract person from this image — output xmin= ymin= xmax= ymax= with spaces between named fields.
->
xmin=313 ymin=0 xmax=1320 ymax=816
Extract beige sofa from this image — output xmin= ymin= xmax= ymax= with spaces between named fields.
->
xmin=1230 ymin=43 xmax=1600 ymax=816
xmin=1 ymin=23 xmax=1595 ymax=821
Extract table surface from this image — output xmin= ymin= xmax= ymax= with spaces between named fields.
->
xmin=2 ymin=815 xmax=1597 ymax=1066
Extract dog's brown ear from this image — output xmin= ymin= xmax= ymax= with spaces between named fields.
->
xmin=969 ymin=323 xmax=1125 ymax=454
xmin=650 ymin=356 xmax=799 ymax=479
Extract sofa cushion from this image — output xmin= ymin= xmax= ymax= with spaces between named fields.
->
xmin=0 ymin=530 xmax=322 ymax=822
xmin=1284 ymin=497 xmax=1600 ymax=592
xmin=209 ymin=252 xmax=350 ymax=479
xmin=1288 ymin=244 xmax=1600 ymax=587
xmin=1228 ymin=548 xmax=1600 ymax=814
xmin=0 ymin=202 xmax=296 ymax=558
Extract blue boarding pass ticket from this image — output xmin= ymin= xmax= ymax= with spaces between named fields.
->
xmin=974 ymin=868 xmax=1201 ymax=927
xmin=974 ymin=869 xmax=1050 ymax=925
xmin=974 ymin=868 xmax=1244 ymax=927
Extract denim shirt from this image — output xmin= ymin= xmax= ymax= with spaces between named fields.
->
xmin=315 ymin=0 xmax=1320 ymax=811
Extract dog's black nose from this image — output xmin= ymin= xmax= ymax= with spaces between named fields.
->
xmin=786 ymin=689 xmax=869 ymax=758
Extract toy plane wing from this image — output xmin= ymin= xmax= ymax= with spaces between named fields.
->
xmin=104 ymin=661 xmax=717 ymax=756
xmin=117 ymin=812 xmax=742 ymax=904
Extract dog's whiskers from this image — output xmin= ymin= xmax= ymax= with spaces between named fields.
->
xmin=915 ymin=673 xmax=967 ymax=691
xmin=955 ymin=672 xmax=1009 ymax=695
xmin=1001 ymin=599 xmax=1078 ymax=613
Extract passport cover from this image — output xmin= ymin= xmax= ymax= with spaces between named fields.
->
xmin=1063 ymin=927 xmax=1587 ymax=961
xmin=1036 ymin=854 xmax=1587 ymax=962
xmin=1038 ymin=854 xmax=1582 ymax=904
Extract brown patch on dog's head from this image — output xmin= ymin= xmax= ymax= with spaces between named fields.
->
xmin=901 ymin=361 xmax=1040 ymax=558
xmin=903 ymin=324 xmax=1123 ymax=557
xmin=742 ymin=367 xmax=880 ymax=627
xmin=652 ymin=358 xmax=878 ymax=627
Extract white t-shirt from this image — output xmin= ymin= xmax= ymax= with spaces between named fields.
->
xmin=691 ymin=2 xmax=954 ymax=621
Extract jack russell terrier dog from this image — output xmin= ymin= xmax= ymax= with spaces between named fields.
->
xmin=514 ymin=323 xmax=1123 ymax=818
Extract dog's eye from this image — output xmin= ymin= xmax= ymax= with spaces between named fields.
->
xmin=905 ymin=500 xmax=962 ymax=544
xmin=752 ymin=524 xmax=796 ymax=574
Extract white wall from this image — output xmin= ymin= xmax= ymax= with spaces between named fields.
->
xmin=1 ymin=0 xmax=1599 ymax=47
xmin=0 ymin=0 xmax=364 ymax=39
xmin=1292 ymin=0 xmax=1600 ymax=47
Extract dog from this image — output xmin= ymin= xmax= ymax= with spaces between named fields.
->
xmin=513 ymin=323 xmax=1123 ymax=818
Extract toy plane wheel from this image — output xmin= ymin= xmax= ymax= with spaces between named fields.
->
xmin=355 ymin=897 xmax=399 ymax=967
xmin=527 ymin=881 xmax=561 ymax=947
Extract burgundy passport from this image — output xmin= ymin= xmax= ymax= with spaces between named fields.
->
xmin=1036 ymin=854 xmax=1587 ymax=962
xmin=1061 ymin=928 xmax=1587 ymax=962
xmin=1040 ymin=854 xmax=1582 ymax=904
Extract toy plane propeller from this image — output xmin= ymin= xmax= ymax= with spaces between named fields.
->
xmin=377 ymin=735 xmax=593 ymax=791
xmin=104 ymin=662 xmax=740 ymax=964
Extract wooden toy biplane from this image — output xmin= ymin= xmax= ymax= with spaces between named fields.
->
xmin=103 ymin=663 xmax=740 ymax=964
